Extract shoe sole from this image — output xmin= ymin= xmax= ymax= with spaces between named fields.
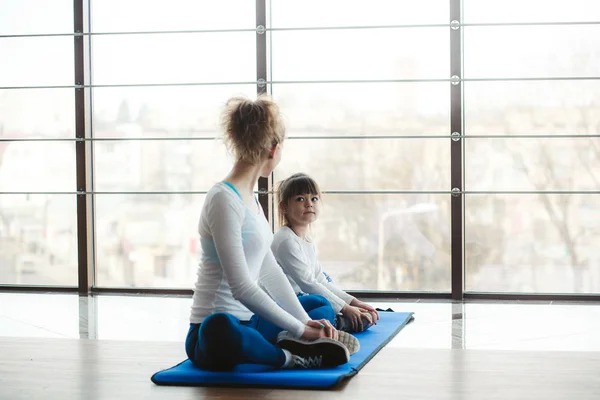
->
xmin=277 ymin=336 xmax=350 ymax=368
xmin=337 ymin=331 xmax=360 ymax=355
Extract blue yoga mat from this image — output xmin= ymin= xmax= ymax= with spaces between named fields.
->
xmin=151 ymin=311 xmax=414 ymax=389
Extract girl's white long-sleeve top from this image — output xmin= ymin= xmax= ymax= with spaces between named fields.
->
xmin=271 ymin=226 xmax=355 ymax=313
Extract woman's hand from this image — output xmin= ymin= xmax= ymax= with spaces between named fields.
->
xmin=350 ymin=299 xmax=380 ymax=324
xmin=341 ymin=304 xmax=373 ymax=331
xmin=301 ymin=319 xmax=338 ymax=341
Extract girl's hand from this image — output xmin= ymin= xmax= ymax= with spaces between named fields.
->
xmin=302 ymin=319 xmax=338 ymax=341
xmin=341 ymin=304 xmax=373 ymax=331
xmin=350 ymin=299 xmax=380 ymax=324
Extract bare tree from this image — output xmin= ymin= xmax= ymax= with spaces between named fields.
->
xmin=508 ymin=110 xmax=600 ymax=293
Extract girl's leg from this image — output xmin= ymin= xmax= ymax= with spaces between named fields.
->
xmin=298 ymin=294 xmax=336 ymax=324
xmin=248 ymin=294 xmax=336 ymax=343
xmin=185 ymin=312 xmax=286 ymax=371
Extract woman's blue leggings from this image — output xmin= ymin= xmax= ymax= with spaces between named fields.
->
xmin=185 ymin=294 xmax=336 ymax=371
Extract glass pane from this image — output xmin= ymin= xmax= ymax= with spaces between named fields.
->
xmin=93 ymin=139 xmax=231 ymax=192
xmin=0 ymin=0 xmax=72 ymax=35
xmin=0 ymin=89 xmax=74 ymax=138
xmin=271 ymin=0 xmax=449 ymax=27
xmin=0 ymin=37 xmax=74 ymax=86
xmin=465 ymin=194 xmax=600 ymax=293
xmin=464 ymin=0 xmax=600 ymax=23
xmin=92 ymin=33 xmax=256 ymax=85
xmin=92 ymin=85 xmax=256 ymax=137
xmin=273 ymin=83 xmax=449 ymax=136
xmin=464 ymin=81 xmax=600 ymax=135
xmin=275 ymin=138 xmax=450 ymax=191
xmin=273 ymin=194 xmax=451 ymax=292
xmin=91 ymin=0 xmax=254 ymax=32
xmin=464 ymin=26 xmax=600 ymax=78
xmin=0 ymin=141 xmax=75 ymax=192
xmin=271 ymin=28 xmax=448 ymax=81
xmin=0 ymin=194 xmax=77 ymax=285
xmin=94 ymin=194 xmax=204 ymax=288
xmin=465 ymin=138 xmax=600 ymax=191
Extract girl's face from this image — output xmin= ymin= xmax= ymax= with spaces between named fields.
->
xmin=284 ymin=192 xmax=321 ymax=227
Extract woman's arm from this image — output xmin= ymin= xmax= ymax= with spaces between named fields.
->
xmin=208 ymin=192 xmax=306 ymax=337
xmin=259 ymin=250 xmax=311 ymax=323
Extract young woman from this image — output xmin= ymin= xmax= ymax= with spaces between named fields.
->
xmin=185 ymin=96 xmax=357 ymax=372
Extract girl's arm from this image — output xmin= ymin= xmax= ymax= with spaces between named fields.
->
xmin=315 ymin=261 xmax=380 ymax=323
xmin=274 ymin=238 xmax=348 ymax=313
xmin=208 ymin=192 xmax=306 ymax=337
xmin=315 ymin=262 xmax=355 ymax=305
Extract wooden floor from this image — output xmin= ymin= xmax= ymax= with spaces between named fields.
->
xmin=1 ymin=337 xmax=599 ymax=400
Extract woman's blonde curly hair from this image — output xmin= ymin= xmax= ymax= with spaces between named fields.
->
xmin=221 ymin=95 xmax=285 ymax=165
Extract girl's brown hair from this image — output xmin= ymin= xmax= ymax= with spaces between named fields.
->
xmin=221 ymin=95 xmax=285 ymax=165
xmin=276 ymin=173 xmax=322 ymax=227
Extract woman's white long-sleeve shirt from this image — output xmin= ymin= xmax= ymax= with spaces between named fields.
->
xmin=189 ymin=183 xmax=310 ymax=338
xmin=271 ymin=226 xmax=355 ymax=313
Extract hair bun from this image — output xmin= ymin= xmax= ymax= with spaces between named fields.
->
xmin=221 ymin=95 xmax=285 ymax=164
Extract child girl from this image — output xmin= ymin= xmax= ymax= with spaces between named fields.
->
xmin=186 ymin=96 xmax=357 ymax=372
xmin=272 ymin=173 xmax=380 ymax=333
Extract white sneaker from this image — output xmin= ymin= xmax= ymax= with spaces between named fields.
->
xmin=277 ymin=331 xmax=350 ymax=368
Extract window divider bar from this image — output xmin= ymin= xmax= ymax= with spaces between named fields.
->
xmin=464 ymin=293 xmax=600 ymax=302
xmin=2 ymin=134 xmax=600 ymax=142
xmin=74 ymin=0 xmax=93 ymax=295
xmin=6 ymin=76 xmax=600 ymax=91
xmin=3 ymin=190 xmax=600 ymax=196
xmin=4 ymin=19 xmax=600 ymax=39
xmin=3 ymin=286 xmax=600 ymax=303
xmin=256 ymin=0 xmax=270 ymax=218
xmin=450 ymin=0 xmax=464 ymax=301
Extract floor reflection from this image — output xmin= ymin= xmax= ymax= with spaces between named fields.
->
xmin=1 ymin=293 xmax=600 ymax=351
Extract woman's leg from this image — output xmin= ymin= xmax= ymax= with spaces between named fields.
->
xmin=185 ymin=312 xmax=286 ymax=371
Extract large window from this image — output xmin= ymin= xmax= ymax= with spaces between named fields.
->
xmin=89 ymin=0 xmax=453 ymax=291
xmin=0 ymin=1 xmax=77 ymax=286
xmin=270 ymin=0 xmax=452 ymax=292
xmin=1 ymin=0 xmax=598 ymax=297
xmin=463 ymin=1 xmax=600 ymax=294
xmin=90 ymin=1 xmax=255 ymax=288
